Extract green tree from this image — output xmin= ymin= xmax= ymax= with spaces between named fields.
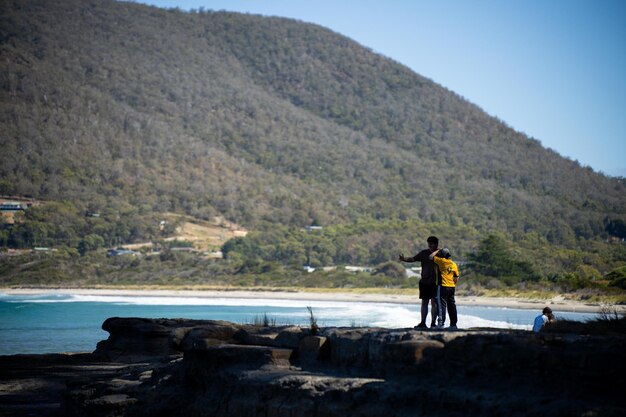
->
xmin=467 ymin=234 xmax=539 ymax=283
xmin=78 ymin=234 xmax=105 ymax=256
xmin=606 ymin=266 xmax=626 ymax=289
xmin=373 ymin=261 xmax=407 ymax=281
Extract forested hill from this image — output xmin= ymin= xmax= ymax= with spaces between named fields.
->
xmin=0 ymin=0 xmax=624 ymax=256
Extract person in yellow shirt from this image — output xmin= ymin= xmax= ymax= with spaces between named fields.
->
xmin=429 ymin=248 xmax=460 ymax=330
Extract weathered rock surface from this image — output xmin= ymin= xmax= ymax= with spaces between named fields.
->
xmin=1 ymin=318 xmax=625 ymax=417
xmin=94 ymin=317 xmax=239 ymax=361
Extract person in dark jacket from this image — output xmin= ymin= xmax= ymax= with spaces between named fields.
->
xmin=399 ymin=236 xmax=439 ymax=329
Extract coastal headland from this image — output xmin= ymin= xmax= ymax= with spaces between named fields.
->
xmin=1 ymin=313 xmax=625 ymax=416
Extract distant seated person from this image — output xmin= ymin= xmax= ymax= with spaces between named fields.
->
xmin=532 ymin=307 xmax=555 ymax=332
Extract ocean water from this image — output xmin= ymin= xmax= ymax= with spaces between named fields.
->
xmin=0 ymin=293 xmax=597 ymax=355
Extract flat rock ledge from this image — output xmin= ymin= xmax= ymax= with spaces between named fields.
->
xmin=1 ymin=317 xmax=624 ymax=417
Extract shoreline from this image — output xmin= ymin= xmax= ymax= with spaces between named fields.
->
xmin=1 ymin=287 xmax=616 ymax=313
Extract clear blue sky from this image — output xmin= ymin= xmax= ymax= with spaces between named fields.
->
xmin=136 ymin=0 xmax=626 ymax=177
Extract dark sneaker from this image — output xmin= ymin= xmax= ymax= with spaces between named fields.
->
xmin=446 ymin=325 xmax=458 ymax=331
xmin=413 ymin=323 xmax=427 ymax=330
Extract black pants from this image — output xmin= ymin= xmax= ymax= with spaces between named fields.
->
xmin=438 ymin=286 xmax=457 ymax=326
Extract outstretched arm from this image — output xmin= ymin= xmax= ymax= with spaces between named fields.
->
xmin=399 ymin=253 xmax=417 ymax=262
xmin=428 ymin=249 xmax=440 ymax=260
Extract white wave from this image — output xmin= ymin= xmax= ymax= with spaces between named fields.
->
xmin=8 ymin=294 xmax=404 ymax=309
xmin=1 ymin=293 xmax=73 ymax=302
xmin=1 ymin=293 xmax=532 ymax=330
xmin=457 ymin=315 xmax=531 ymax=330
xmin=290 ymin=303 xmax=530 ymax=330
xmin=366 ymin=306 xmax=531 ymax=330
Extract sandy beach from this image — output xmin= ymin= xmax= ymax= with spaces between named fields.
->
xmin=1 ymin=287 xmax=618 ymax=313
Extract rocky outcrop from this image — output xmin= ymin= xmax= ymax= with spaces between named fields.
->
xmin=2 ymin=318 xmax=625 ymax=417
xmin=94 ymin=317 xmax=241 ymax=361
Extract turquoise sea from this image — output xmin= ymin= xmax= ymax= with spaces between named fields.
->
xmin=0 ymin=293 xmax=597 ymax=355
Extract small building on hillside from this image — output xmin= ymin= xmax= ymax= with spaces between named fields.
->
xmin=1 ymin=202 xmax=26 ymax=225
xmin=0 ymin=198 xmax=40 ymax=225
xmin=0 ymin=202 xmax=26 ymax=211
xmin=107 ymin=248 xmax=139 ymax=257
xmin=344 ymin=266 xmax=374 ymax=273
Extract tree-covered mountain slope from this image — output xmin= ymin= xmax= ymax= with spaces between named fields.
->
xmin=0 ymin=0 xmax=624 ymax=279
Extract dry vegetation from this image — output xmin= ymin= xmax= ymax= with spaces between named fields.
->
xmin=0 ymin=0 xmax=624 ymax=292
